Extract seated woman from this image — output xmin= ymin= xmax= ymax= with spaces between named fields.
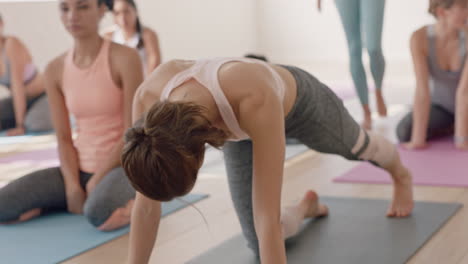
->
xmin=121 ymin=57 xmax=414 ymax=263
xmin=397 ymin=0 xmax=468 ymax=150
xmin=0 ymin=0 xmax=143 ymax=231
xmin=105 ymin=0 xmax=161 ymax=76
xmin=0 ymin=14 xmax=52 ymax=136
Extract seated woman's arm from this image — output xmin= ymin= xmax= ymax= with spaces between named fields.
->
xmin=85 ymin=45 xmax=143 ymax=193
xmin=454 ymin=30 xmax=468 ymax=149
xmin=142 ymin=28 xmax=161 ymax=73
xmin=6 ymin=37 xmax=28 ymax=136
xmin=44 ymin=56 xmax=84 ymax=214
xmin=406 ymin=28 xmax=432 ymax=148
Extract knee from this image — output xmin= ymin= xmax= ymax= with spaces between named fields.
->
xmin=396 ymin=119 xmax=412 ymax=143
xmin=348 ymin=42 xmax=362 ymax=59
xmin=83 ymin=201 xmax=109 ymax=228
xmin=84 ymin=198 xmax=133 ymax=230
xmin=367 ymin=47 xmax=384 ymax=61
xmin=0 ymin=197 xmax=20 ymax=223
xmin=358 ymin=132 xmax=396 ymax=168
xmin=24 ymin=114 xmax=53 ymax=133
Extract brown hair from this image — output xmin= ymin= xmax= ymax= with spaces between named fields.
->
xmin=429 ymin=0 xmax=467 ymax=16
xmin=122 ymin=101 xmax=228 ymax=201
xmin=113 ymin=0 xmax=145 ymax=48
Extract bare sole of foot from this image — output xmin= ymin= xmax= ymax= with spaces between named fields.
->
xmin=387 ymin=167 xmax=414 ymax=218
xmin=301 ymin=190 xmax=328 ymax=218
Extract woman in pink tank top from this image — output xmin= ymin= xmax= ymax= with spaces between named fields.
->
xmin=0 ymin=0 xmax=143 ymax=231
xmin=121 ymin=58 xmax=414 ymax=263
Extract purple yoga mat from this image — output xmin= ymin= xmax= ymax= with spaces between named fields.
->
xmin=334 ymin=138 xmax=468 ymax=187
xmin=330 ymin=84 xmax=375 ymax=101
xmin=0 ymin=148 xmax=59 ymax=167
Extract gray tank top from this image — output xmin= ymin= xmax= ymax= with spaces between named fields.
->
xmin=427 ymin=25 xmax=466 ymax=113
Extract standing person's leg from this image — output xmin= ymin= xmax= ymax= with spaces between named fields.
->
xmin=0 ymin=96 xmax=16 ymax=131
xmin=0 ymin=167 xmax=90 ymax=223
xmin=396 ymin=104 xmax=455 ymax=142
xmin=24 ymin=94 xmax=53 ymax=133
xmin=362 ymin=0 xmax=387 ymax=117
xmin=84 ymin=167 xmax=136 ymax=231
xmin=335 ymin=0 xmax=372 ymax=129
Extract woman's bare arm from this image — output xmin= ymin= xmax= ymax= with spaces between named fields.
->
xmin=406 ymin=28 xmax=432 ymax=149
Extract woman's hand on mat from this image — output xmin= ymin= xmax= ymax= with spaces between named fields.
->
xmin=402 ymin=141 xmax=428 ymax=150
xmin=66 ymin=185 xmax=87 ymax=214
xmin=6 ymin=126 xmax=25 ymax=136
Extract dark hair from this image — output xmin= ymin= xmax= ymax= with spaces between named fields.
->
xmin=98 ymin=0 xmax=114 ymax=10
xmin=429 ymin=0 xmax=467 ymax=16
xmin=244 ymin=53 xmax=269 ymax=62
xmin=114 ymin=0 xmax=144 ymax=48
xmin=121 ymin=101 xmax=228 ymax=201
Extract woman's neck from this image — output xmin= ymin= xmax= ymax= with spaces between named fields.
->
xmin=73 ymin=34 xmax=103 ymax=61
xmin=435 ymin=21 xmax=459 ymax=41
xmin=122 ymin=26 xmax=137 ymax=41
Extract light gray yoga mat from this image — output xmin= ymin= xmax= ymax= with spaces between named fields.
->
xmin=189 ymin=197 xmax=461 ymax=264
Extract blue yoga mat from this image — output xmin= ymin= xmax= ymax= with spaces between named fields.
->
xmin=0 ymin=131 xmax=54 ymax=146
xmin=0 ymin=193 xmax=208 ymax=264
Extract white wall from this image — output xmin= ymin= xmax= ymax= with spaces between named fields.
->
xmin=0 ymin=0 xmax=435 ymax=76
xmin=257 ymin=0 xmax=434 ymax=67
xmin=137 ymin=0 xmax=258 ymax=60
xmin=0 ymin=1 xmax=72 ymax=70
xmin=0 ymin=0 xmax=258 ymax=70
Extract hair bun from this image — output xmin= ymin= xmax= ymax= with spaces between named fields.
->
xmin=125 ymin=126 xmax=146 ymax=143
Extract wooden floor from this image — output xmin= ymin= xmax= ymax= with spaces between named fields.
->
xmin=2 ymin=66 xmax=468 ymax=264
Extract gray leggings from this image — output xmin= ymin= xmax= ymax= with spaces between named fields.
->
xmin=223 ymin=65 xmax=363 ymax=255
xmin=0 ymin=167 xmax=135 ymax=228
xmin=0 ymin=93 xmax=53 ymax=132
xmin=396 ymin=104 xmax=454 ymax=142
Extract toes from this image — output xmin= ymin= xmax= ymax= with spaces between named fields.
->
xmin=306 ymin=190 xmax=318 ymax=201
xmin=318 ymin=204 xmax=329 ymax=217
xmin=386 ymin=207 xmax=395 ymax=217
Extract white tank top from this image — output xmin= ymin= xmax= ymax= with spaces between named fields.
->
xmin=160 ymin=57 xmax=286 ymax=141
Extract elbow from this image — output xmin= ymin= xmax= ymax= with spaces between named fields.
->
xmin=56 ymin=136 xmax=74 ymax=149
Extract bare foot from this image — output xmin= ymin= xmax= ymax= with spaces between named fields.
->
xmin=299 ymin=190 xmax=328 ymax=219
xmin=0 ymin=208 xmax=41 ymax=225
xmin=361 ymin=115 xmax=372 ymax=130
xmin=455 ymin=141 xmax=468 ymax=151
xmin=376 ymin=91 xmax=387 ymax=117
xmin=387 ymin=166 xmax=414 ymax=218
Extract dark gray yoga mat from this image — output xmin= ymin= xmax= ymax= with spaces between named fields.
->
xmin=189 ymin=197 xmax=461 ymax=264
